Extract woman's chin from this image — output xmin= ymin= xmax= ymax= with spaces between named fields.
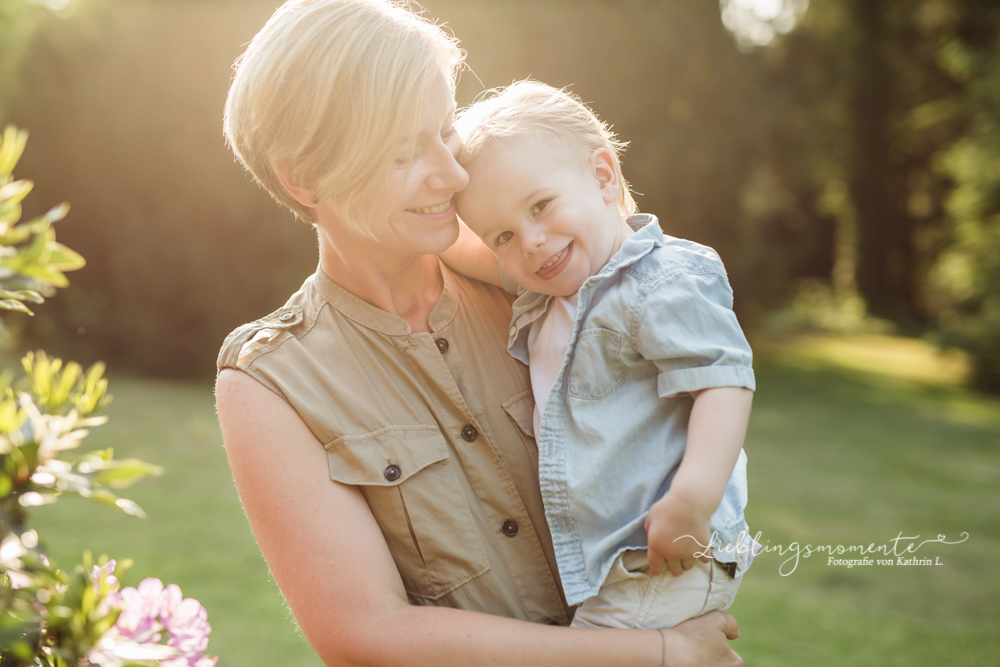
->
xmin=407 ymin=218 xmax=461 ymax=256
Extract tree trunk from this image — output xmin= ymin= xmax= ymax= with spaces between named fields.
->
xmin=848 ymin=0 xmax=916 ymax=322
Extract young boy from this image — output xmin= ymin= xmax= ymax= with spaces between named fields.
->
xmin=440 ymin=80 xmax=758 ymax=629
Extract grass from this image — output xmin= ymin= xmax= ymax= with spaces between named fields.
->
xmin=27 ymin=376 xmax=324 ymax=667
xmin=24 ymin=333 xmax=1000 ymax=666
xmin=733 ymin=334 xmax=1000 ymax=666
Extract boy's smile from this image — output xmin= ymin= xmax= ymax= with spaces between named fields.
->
xmin=456 ymin=136 xmax=632 ymax=298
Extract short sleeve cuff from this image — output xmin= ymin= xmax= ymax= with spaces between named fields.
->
xmin=657 ymin=365 xmax=755 ymax=398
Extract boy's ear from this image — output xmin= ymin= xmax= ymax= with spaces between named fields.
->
xmin=590 ymin=148 xmax=619 ymax=205
xmin=274 ymin=164 xmax=320 ymax=208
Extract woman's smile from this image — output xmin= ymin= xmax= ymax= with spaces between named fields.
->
xmin=406 ymin=199 xmax=454 ymax=215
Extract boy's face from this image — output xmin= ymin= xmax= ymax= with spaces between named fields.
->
xmin=456 ymin=135 xmax=623 ymax=298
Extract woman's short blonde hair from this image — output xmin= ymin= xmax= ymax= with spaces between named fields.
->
xmin=223 ymin=0 xmax=464 ymax=231
xmin=455 ymin=80 xmax=637 ymax=217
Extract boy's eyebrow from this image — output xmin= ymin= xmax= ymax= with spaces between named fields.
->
xmin=518 ymin=187 xmax=547 ymax=206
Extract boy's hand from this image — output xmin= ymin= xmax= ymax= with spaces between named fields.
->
xmin=644 ymin=492 xmax=713 ymax=577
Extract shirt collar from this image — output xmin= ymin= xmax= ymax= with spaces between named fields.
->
xmin=310 ymin=259 xmax=459 ymax=336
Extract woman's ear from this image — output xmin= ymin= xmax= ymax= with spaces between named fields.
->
xmin=274 ymin=165 xmax=320 ymax=207
xmin=589 ymin=148 xmax=620 ymax=205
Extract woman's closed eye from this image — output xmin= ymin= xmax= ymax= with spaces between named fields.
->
xmin=395 ymin=150 xmax=418 ymax=168
xmin=394 ymin=128 xmax=456 ymax=167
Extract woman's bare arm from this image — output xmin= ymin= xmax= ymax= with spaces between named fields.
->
xmin=216 ymin=369 xmax=744 ymax=667
xmin=439 ymin=218 xmax=503 ymax=287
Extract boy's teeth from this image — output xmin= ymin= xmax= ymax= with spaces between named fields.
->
xmin=408 ymin=201 xmax=451 ymax=214
xmin=541 ymin=248 xmax=565 ymax=270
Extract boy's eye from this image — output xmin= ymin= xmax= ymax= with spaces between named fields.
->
xmin=531 ymin=199 xmax=551 ymax=216
xmin=442 ymin=126 xmax=458 ymax=141
xmin=496 ymin=231 xmax=514 ymax=246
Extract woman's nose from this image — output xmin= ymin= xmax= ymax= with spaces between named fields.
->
xmin=426 ymin=141 xmax=469 ymax=192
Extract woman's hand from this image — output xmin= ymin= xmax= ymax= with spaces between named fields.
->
xmin=662 ymin=611 xmax=744 ymax=667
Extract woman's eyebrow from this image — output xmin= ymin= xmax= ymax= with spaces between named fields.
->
xmin=397 ymin=104 xmax=458 ymax=143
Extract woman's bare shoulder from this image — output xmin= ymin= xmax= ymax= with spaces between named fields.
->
xmin=215 ymin=369 xmax=410 ymax=661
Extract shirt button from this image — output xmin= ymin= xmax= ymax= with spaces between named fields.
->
xmin=461 ymin=425 xmax=478 ymax=442
xmin=279 ymin=312 xmax=293 ymax=322
xmin=383 ymin=464 xmax=401 ymax=481
xmin=509 ymin=326 xmax=517 ymax=337
xmin=501 ymin=520 xmax=518 ymax=537
xmin=435 ymin=338 xmax=449 ymax=353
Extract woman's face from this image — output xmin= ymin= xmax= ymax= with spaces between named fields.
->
xmin=377 ymin=72 xmax=469 ymax=257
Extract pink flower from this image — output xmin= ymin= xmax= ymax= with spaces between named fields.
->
xmin=164 ymin=597 xmax=211 ymax=657
xmin=108 ymin=578 xmax=216 ymax=667
xmin=116 ymin=578 xmax=166 ymax=641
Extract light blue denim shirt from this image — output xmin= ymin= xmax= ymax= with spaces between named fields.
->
xmin=503 ymin=214 xmax=755 ymax=606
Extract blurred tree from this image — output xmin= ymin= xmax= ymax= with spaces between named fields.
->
xmin=0 ymin=0 xmax=44 ymax=119
xmin=734 ymin=0 xmax=998 ymax=322
xmin=10 ymin=0 xmax=804 ymax=374
xmin=740 ymin=0 xmax=1000 ymax=386
xmin=928 ymin=4 xmax=1000 ymax=391
xmin=4 ymin=0 xmax=998 ymax=386
xmin=9 ymin=0 xmax=318 ymax=377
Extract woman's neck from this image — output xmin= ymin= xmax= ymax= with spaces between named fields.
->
xmin=317 ymin=228 xmax=443 ymax=334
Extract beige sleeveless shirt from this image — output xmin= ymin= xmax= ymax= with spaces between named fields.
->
xmin=217 ymin=263 xmax=571 ymax=624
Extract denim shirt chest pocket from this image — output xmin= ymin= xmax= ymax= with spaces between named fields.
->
xmin=567 ymin=328 xmax=629 ymax=400
xmin=324 ymin=424 xmax=490 ymax=601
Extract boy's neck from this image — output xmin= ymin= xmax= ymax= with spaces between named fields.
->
xmin=603 ymin=212 xmax=637 ymax=270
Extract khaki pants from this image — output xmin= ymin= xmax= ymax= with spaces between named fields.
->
xmin=570 ymin=548 xmax=744 ymax=629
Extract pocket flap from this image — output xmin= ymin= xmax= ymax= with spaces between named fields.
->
xmin=501 ymin=390 xmax=535 ymax=439
xmin=324 ymin=425 xmax=449 ymax=486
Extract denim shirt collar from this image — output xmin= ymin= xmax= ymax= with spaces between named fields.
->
xmin=507 ymin=213 xmax=664 ymax=364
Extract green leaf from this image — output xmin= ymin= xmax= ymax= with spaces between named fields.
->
xmin=0 ymin=290 xmax=43 ymax=304
xmin=93 ymin=459 xmax=165 ymax=489
xmin=50 ymin=361 xmax=80 ymax=409
xmin=113 ymin=497 xmax=147 ymax=519
xmin=0 ymin=223 xmax=32 ymax=246
xmin=82 ymin=488 xmax=148 ymax=519
xmin=0 ymin=179 xmax=33 ymax=206
xmin=45 ymin=242 xmax=85 ymax=272
xmin=6 ymin=639 xmax=34 ymax=662
xmin=0 ymin=126 xmax=28 ymax=177
xmin=44 ymin=202 xmax=69 ymax=224
xmin=17 ymin=264 xmax=69 ymax=288
xmin=0 ymin=299 xmax=33 ymax=315
xmin=14 ymin=226 xmax=52 ymax=267
xmin=0 ymin=200 xmax=22 ymax=227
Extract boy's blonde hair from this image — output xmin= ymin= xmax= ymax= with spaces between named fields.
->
xmin=223 ymin=0 xmax=464 ymax=231
xmin=455 ymin=80 xmax=637 ymax=217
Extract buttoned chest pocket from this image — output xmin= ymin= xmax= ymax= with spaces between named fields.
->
xmin=567 ymin=328 xmax=629 ymax=400
xmin=325 ymin=425 xmax=489 ymax=601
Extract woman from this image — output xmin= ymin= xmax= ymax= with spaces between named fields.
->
xmin=215 ymin=1 xmax=744 ymax=665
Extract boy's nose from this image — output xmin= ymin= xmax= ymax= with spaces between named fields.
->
xmin=522 ymin=231 xmax=545 ymax=257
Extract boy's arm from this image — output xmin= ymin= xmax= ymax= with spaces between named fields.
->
xmin=644 ymin=387 xmax=753 ymax=576
xmin=439 ymin=218 xmax=503 ymax=287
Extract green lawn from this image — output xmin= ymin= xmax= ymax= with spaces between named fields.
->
xmin=26 ymin=334 xmax=1000 ymax=666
